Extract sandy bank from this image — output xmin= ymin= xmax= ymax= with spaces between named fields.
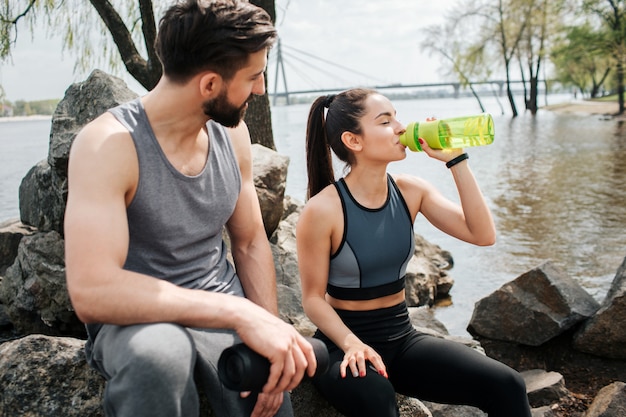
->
xmin=542 ymin=100 xmax=619 ymax=116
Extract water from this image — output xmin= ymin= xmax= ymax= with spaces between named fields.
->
xmin=1 ymin=95 xmax=624 ymax=337
xmin=0 ymin=117 xmax=51 ymax=221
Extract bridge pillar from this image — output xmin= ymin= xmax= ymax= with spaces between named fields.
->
xmin=452 ymin=83 xmax=460 ymax=98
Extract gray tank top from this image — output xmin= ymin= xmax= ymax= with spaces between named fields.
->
xmin=109 ymin=98 xmax=244 ymax=295
xmin=327 ymin=175 xmax=415 ymax=300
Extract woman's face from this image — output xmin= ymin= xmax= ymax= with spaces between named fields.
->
xmin=357 ymin=94 xmax=407 ymax=163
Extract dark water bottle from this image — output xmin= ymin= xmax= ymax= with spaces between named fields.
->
xmin=400 ymin=113 xmax=495 ymax=152
xmin=218 ymin=337 xmax=329 ymax=392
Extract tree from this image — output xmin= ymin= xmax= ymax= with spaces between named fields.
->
xmin=582 ymin=0 xmax=626 ymax=114
xmin=420 ymin=21 xmax=489 ymax=113
xmin=0 ymin=0 xmax=278 ymax=148
xmin=551 ymin=23 xmax=613 ymax=97
xmin=443 ymin=0 xmax=531 ymax=117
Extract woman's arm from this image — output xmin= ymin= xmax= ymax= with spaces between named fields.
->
xmin=396 ymin=140 xmax=496 ymax=246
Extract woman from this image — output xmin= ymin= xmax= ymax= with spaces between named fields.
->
xmin=296 ymin=88 xmax=532 ymax=417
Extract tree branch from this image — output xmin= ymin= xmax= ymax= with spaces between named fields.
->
xmin=0 ymin=0 xmax=36 ymax=24
xmin=138 ymin=0 xmax=160 ymax=80
xmin=88 ymin=0 xmax=155 ymax=89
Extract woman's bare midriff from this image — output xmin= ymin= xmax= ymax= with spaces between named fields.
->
xmin=326 ymin=289 xmax=406 ymax=311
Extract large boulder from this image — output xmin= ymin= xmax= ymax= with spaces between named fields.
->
xmin=405 ymin=233 xmax=454 ymax=307
xmin=468 ymin=261 xmax=600 ymax=346
xmin=0 ymin=219 xmax=35 ymax=275
xmin=252 ymin=143 xmax=288 ymax=237
xmin=19 ymin=69 xmax=138 ymax=234
xmin=18 ymin=160 xmax=63 ymax=233
xmin=573 ymin=256 xmax=626 ymax=359
xmin=0 ymin=335 xmax=104 ymax=417
xmin=0 ymin=231 xmax=83 ymax=337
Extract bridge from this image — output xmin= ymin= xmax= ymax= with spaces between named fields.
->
xmin=268 ymin=39 xmax=528 ymax=106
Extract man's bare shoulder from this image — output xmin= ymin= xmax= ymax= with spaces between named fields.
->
xmin=70 ymin=111 xmax=138 ymax=166
xmin=73 ymin=112 xmax=129 ymax=148
xmin=69 ymin=111 xmax=138 ymax=192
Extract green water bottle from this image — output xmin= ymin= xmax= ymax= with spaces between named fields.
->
xmin=399 ymin=113 xmax=494 ymax=152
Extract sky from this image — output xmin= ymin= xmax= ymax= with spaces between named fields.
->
xmin=0 ymin=0 xmax=456 ymax=102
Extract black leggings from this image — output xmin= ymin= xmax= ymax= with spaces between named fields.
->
xmin=312 ymin=303 xmax=531 ymax=417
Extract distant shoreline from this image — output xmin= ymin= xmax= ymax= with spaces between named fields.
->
xmin=0 ymin=115 xmax=52 ymax=123
xmin=0 ymin=100 xmax=620 ymax=123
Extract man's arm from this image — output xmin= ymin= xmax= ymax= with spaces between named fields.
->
xmin=226 ymin=122 xmax=279 ymax=315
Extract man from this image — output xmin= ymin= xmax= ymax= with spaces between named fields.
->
xmin=63 ymin=1 xmax=316 ymax=416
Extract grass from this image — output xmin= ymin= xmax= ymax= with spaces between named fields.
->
xmin=590 ymin=94 xmax=619 ymax=102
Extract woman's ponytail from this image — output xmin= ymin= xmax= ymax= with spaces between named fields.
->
xmin=304 ymin=89 xmax=376 ymax=199
xmin=305 ymin=96 xmax=335 ymax=199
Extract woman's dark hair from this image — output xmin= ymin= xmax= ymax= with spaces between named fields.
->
xmin=305 ymin=88 xmax=377 ymax=199
xmin=156 ymin=0 xmax=277 ymax=83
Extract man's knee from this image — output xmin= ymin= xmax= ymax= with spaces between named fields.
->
xmin=117 ymin=323 xmax=196 ymax=381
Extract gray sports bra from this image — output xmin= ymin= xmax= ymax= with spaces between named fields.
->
xmin=327 ymin=174 xmax=415 ymax=300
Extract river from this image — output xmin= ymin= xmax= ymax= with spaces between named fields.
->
xmin=1 ymin=94 xmax=624 ymax=336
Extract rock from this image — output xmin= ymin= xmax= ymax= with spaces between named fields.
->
xmin=422 ymin=402 xmax=486 ymax=417
xmin=584 ymin=381 xmax=626 ymax=417
xmin=522 ymin=369 xmax=570 ymax=407
xmin=0 ymin=334 xmax=104 ymax=417
xmin=270 ymin=210 xmax=301 ymax=291
xmin=251 ymin=143 xmax=288 ymax=237
xmin=0 ymin=231 xmax=84 ymax=337
xmin=0 ymin=219 xmax=36 ymax=275
xmin=574 ymin=256 xmax=626 ymax=359
xmin=19 ymin=159 xmax=63 ymax=232
xmin=468 ymin=261 xmax=600 ymax=346
xmin=474 ymin=328 xmax=626 ymax=399
xmin=277 ymin=283 xmax=316 ymax=337
xmin=531 ymin=406 xmax=557 ymax=416
xmin=405 ymin=234 xmax=455 ymax=306
xmin=409 ymin=306 xmax=449 ymax=335
xmin=49 ymin=69 xmax=139 ymax=179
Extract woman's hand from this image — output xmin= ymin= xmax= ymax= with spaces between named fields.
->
xmin=418 ymin=136 xmax=464 ymax=164
xmin=340 ymin=339 xmax=388 ymax=379
xmin=419 ymin=117 xmax=464 ymax=164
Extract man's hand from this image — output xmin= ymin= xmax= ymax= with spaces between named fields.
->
xmin=242 ymin=391 xmax=284 ymax=417
xmin=236 ymin=310 xmax=317 ymax=391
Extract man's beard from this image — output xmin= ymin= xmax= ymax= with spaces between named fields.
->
xmin=202 ymin=88 xmax=252 ymax=128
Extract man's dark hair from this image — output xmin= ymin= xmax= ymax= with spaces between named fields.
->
xmin=156 ymin=0 xmax=277 ymax=83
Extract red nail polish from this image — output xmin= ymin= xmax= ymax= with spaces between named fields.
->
xmin=360 ymin=370 xmax=365 ymax=377
xmin=418 ymin=138 xmax=424 ymax=144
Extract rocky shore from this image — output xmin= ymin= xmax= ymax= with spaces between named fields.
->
xmin=1 ymin=71 xmax=625 ymax=416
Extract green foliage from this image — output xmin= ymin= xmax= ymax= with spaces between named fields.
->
xmin=0 ymin=1 xmax=168 ymax=86
xmin=551 ymin=23 xmax=614 ymax=97
xmin=7 ymin=98 xmax=59 ymax=116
